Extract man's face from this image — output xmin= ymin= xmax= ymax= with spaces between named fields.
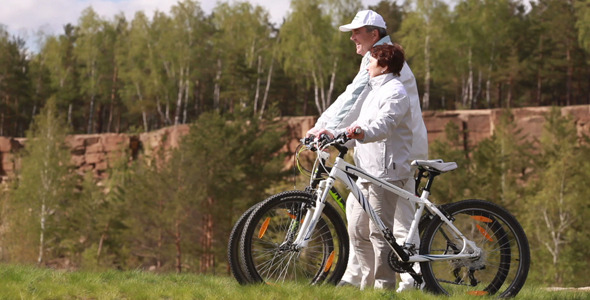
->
xmin=350 ymin=27 xmax=377 ymax=56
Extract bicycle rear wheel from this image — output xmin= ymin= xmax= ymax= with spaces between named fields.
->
xmin=240 ymin=190 xmax=349 ymax=285
xmin=420 ymin=199 xmax=530 ymax=298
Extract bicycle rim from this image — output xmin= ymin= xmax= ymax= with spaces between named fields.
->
xmin=420 ymin=200 xmax=530 ymax=298
xmin=240 ymin=191 xmax=348 ymax=285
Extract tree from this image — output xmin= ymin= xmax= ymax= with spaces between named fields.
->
xmin=525 ymin=107 xmax=589 ymax=285
xmin=121 ymin=110 xmax=286 ymax=273
xmin=574 ymin=0 xmax=590 ymax=53
xmin=0 ymin=28 xmax=32 ymax=136
xmin=119 ymin=11 xmax=157 ymax=132
xmin=279 ymin=0 xmax=357 ymax=115
xmin=9 ymin=97 xmax=72 ymax=265
xmin=175 ymin=110 xmax=286 ymax=273
xmin=398 ymin=0 xmax=451 ymax=110
xmin=211 ymin=1 xmax=274 ymax=114
xmin=39 ymin=24 xmax=80 ymax=128
xmin=75 ymin=7 xmax=105 ymax=134
xmin=470 ymin=110 xmax=531 ymax=211
xmin=428 ymin=121 xmax=471 ymax=204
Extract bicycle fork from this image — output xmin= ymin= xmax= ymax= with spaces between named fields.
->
xmin=292 ymin=179 xmax=331 ymax=249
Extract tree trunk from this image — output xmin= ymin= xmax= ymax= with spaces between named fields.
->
xmin=423 ymin=34 xmax=430 ymax=110
xmin=175 ymin=220 xmax=182 ymax=273
xmin=214 ymin=59 xmax=222 ymax=111
xmin=566 ymin=44 xmax=572 ymax=106
xmin=468 ymin=48 xmax=473 ymax=108
xmin=312 ymin=71 xmax=322 ymax=113
xmin=536 ymin=37 xmax=543 ymax=106
xmin=174 ymin=67 xmax=185 ymax=126
xmin=87 ymin=62 xmax=97 ymax=134
xmin=37 ymin=198 xmax=46 ymax=265
xmin=253 ymin=55 xmax=262 ymax=115
xmin=97 ymin=222 xmax=110 ymax=264
xmin=68 ymin=103 xmax=73 ymax=127
xmin=200 ymin=196 xmax=215 ymax=273
xmin=182 ymin=78 xmax=189 ymax=124
xmin=108 ymin=65 xmax=118 ymax=132
xmin=259 ymin=59 xmax=274 ymax=119
xmin=87 ymin=94 xmax=96 ymax=134
xmin=326 ymin=57 xmax=338 ymax=109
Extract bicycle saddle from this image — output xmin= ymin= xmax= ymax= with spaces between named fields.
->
xmin=411 ymin=159 xmax=458 ymax=173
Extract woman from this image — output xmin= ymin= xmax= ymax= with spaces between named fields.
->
xmin=345 ymin=43 xmax=415 ymax=290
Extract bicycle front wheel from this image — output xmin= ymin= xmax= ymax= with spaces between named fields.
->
xmin=239 ymin=190 xmax=349 ymax=285
xmin=228 ymin=203 xmax=260 ymax=285
xmin=420 ymin=199 xmax=530 ymax=298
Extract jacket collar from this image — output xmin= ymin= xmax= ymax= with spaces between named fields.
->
xmin=369 ymin=73 xmax=395 ymax=89
xmin=374 ymin=36 xmax=392 ymax=47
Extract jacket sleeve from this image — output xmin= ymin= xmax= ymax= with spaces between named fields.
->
xmin=314 ymin=55 xmax=370 ymax=132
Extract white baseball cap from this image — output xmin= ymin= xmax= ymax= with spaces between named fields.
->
xmin=339 ymin=10 xmax=387 ymax=32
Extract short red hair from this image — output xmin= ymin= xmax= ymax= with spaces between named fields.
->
xmin=370 ymin=44 xmax=405 ymax=76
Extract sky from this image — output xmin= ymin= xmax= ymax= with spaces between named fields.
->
xmin=0 ymin=0 xmax=384 ymax=51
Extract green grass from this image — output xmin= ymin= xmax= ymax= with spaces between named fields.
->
xmin=0 ymin=264 xmax=587 ymax=299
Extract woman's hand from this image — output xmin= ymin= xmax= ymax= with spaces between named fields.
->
xmin=346 ymin=125 xmax=364 ymax=140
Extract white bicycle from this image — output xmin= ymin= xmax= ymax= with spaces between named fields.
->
xmin=237 ymin=133 xmax=530 ymax=297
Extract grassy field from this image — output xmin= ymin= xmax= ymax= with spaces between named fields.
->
xmin=1 ymin=264 xmax=587 ymax=300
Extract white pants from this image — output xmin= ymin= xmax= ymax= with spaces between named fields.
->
xmin=342 ymin=177 xmax=420 ymax=290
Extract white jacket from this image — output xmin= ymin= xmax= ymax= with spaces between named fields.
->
xmin=352 ymin=73 xmax=413 ymax=182
xmin=314 ymin=36 xmax=428 ymax=163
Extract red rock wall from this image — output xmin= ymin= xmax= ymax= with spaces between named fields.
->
xmin=0 ymin=106 xmax=588 ymax=182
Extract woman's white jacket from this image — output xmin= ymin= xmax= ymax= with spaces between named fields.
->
xmin=351 ymin=73 xmax=413 ymax=183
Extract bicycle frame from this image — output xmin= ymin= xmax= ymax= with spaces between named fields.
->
xmin=295 ymin=141 xmax=481 ymax=264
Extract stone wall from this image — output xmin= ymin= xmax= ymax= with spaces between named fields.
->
xmin=0 ymin=105 xmax=588 ymax=182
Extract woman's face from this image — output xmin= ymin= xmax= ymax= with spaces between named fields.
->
xmin=367 ymin=56 xmax=387 ymax=78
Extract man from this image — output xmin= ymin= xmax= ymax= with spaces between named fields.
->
xmin=306 ymin=10 xmax=428 ymax=292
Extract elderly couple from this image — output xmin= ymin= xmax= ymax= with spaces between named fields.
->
xmin=306 ymin=10 xmax=428 ymax=292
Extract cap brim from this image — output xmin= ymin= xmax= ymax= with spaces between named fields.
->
xmin=339 ymin=23 xmax=364 ymax=32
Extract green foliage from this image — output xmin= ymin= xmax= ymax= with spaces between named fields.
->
xmin=470 ymin=110 xmax=532 ymax=211
xmin=119 ymin=110 xmax=286 ymax=273
xmin=523 ymin=108 xmax=590 ymax=286
xmin=6 ymin=97 xmax=73 ymax=264
xmin=428 ymin=121 xmax=471 ymax=204
xmin=2 ymin=0 xmax=590 ymax=134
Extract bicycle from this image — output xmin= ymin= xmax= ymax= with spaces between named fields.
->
xmin=236 ymin=133 xmax=530 ymax=297
xmin=227 ymin=138 xmax=449 ymax=285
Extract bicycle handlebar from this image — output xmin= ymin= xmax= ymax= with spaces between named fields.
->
xmin=301 ymin=132 xmax=352 ymax=158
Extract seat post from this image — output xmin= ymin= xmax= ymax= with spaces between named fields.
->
xmin=423 ymin=171 xmax=440 ymax=193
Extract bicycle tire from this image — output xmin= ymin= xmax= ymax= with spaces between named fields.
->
xmin=239 ymin=190 xmax=349 ymax=285
xmin=228 ymin=203 xmax=260 ymax=285
xmin=420 ymin=199 xmax=530 ymax=298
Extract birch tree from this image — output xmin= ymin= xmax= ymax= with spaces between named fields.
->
xmin=75 ymin=7 xmax=104 ymax=133
xmin=526 ymin=108 xmax=588 ymax=284
xmin=212 ymin=1 xmax=274 ymax=114
xmin=279 ymin=0 xmax=352 ymax=114
xmin=10 ymin=97 xmax=71 ymax=265
xmin=398 ymin=0 xmax=450 ymax=110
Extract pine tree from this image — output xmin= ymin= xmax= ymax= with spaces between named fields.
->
xmin=470 ymin=110 xmax=531 ymax=211
xmin=428 ymin=121 xmax=471 ymax=204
